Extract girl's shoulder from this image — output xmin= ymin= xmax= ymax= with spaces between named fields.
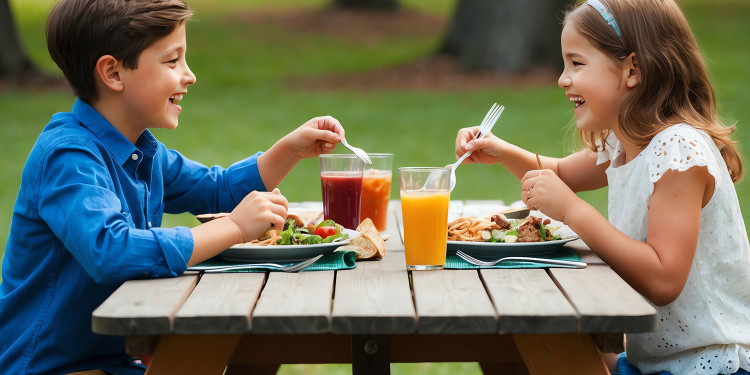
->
xmin=645 ymin=123 xmax=719 ymax=183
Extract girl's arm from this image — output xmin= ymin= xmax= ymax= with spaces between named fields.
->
xmin=535 ymin=166 xmax=711 ymax=306
xmin=458 ymin=127 xmax=608 ymax=192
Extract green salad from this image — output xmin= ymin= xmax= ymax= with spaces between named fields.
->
xmin=276 ymin=218 xmax=349 ymax=245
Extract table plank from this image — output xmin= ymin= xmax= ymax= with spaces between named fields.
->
xmin=332 ymin=209 xmax=415 ymax=334
xmin=550 ymin=266 xmax=658 ymax=333
xmin=173 ymin=273 xmax=265 ymax=334
xmin=332 ymin=251 xmax=416 ymax=334
xmin=92 ymin=273 xmax=199 ymax=335
xmin=566 ymin=240 xmax=605 ymax=265
xmin=412 ymin=269 xmax=497 ymax=334
xmin=481 ymin=269 xmax=578 ymax=334
xmin=251 ymin=271 xmax=335 ymax=334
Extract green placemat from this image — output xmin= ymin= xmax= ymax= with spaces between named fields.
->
xmin=189 ymin=250 xmax=357 ymax=273
xmin=445 ymin=247 xmax=582 ymax=269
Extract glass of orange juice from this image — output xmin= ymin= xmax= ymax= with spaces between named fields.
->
xmin=399 ymin=167 xmax=451 ymax=270
xmin=360 ymin=153 xmax=393 ymax=232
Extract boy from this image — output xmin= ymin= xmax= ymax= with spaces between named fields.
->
xmin=0 ymin=0 xmax=345 ymax=373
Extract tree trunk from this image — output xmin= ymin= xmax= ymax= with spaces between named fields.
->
xmin=439 ymin=0 xmax=572 ymax=73
xmin=0 ymin=0 xmax=37 ymax=83
xmin=330 ymin=0 xmax=399 ymax=11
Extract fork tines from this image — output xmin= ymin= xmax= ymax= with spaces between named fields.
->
xmin=455 ymin=250 xmax=489 ymax=266
xmin=286 ymin=254 xmax=323 ymax=272
xmin=477 ymin=104 xmax=504 ymax=138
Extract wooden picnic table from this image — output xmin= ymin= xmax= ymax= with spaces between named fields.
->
xmin=92 ymin=200 xmax=657 ymax=375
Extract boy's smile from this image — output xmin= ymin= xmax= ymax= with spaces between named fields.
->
xmin=118 ymin=22 xmax=196 ymax=137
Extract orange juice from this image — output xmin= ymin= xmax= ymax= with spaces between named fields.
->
xmin=400 ymin=190 xmax=450 ymax=269
xmin=360 ymin=169 xmax=392 ymax=231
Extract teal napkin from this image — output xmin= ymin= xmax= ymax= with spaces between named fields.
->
xmin=445 ymin=247 xmax=582 ymax=269
xmin=190 ymin=250 xmax=358 ymax=273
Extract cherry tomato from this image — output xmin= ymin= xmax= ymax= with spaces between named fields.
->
xmin=315 ymin=226 xmax=338 ymax=239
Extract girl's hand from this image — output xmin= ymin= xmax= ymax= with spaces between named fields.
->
xmin=228 ymin=188 xmax=289 ymax=243
xmin=520 ymin=169 xmax=581 ymax=222
xmin=284 ymin=116 xmax=344 ymax=159
xmin=455 ymin=126 xmax=506 ymax=165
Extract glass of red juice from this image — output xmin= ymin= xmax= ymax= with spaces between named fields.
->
xmin=320 ymin=154 xmax=365 ymax=230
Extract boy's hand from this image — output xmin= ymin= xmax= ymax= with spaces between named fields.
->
xmin=228 ymin=188 xmax=289 ymax=243
xmin=455 ymin=126 xmax=506 ymax=165
xmin=285 ymin=116 xmax=345 ymax=159
xmin=520 ymin=169 xmax=582 ymax=222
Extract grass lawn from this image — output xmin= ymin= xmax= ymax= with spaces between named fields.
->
xmin=2 ymin=0 xmax=749 ymax=373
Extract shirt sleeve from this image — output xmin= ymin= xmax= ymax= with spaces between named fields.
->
xmin=159 ymin=145 xmax=266 ymax=215
xmin=646 ymin=125 xmax=718 ymax=184
xmin=37 ymin=142 xmax=193 ymax=285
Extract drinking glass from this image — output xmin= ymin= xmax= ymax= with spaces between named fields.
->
xmin=320 ymin=154 xmax=365 ymax=230
xmin=360 ymin=153 xmax=393 ymax=232
xmin=399 ymin=167 xmax=451 ymax=270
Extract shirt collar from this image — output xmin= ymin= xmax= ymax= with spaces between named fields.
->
xmin=72 ymin=99 xmax=158 ymax=164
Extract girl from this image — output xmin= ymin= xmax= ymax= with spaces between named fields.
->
xmin=454 ymin=0 xmax=750 ymax=374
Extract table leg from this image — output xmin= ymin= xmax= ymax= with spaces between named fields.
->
xmin=513 ymin=334 xmax=610 ymax=375
xmin=145 ymin=334 xmax=241 ymax=375
xmin=352 ymin=335 xmax=390 ymax=375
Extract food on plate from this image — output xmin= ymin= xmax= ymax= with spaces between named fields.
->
xmin=447 ymin=214 xmax=562 ymax=243
xmin=338 ymin=218 xmax=385 ymax=260
xmin=195 ymin=211 xmax=351 ymax=246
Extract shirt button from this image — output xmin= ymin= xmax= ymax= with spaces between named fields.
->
xmin=131 ymin=153 xmax=139 ymax=161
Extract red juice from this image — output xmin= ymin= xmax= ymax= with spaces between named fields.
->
xmin=321 ymin=172 xmax=363 ymax=230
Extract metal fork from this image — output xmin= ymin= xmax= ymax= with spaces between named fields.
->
xmin=189 ymin=254 xmax=324 ymax=273
xmin=449 ymin=104 xmax=504 ymax=192
xmin=455 ymin=250 xmax=586 ymax=268
xmin=340 ymin=137 xmax=372 ymax=165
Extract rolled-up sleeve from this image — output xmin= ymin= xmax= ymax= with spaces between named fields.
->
xmin=160 ymin=147 xmax=266 ymax=215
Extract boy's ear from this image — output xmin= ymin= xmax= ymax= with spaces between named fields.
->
xmin=624 ymin=52 xmax=641 ymax=88
xmin=95 ymin=55 xmax=124 ymax=92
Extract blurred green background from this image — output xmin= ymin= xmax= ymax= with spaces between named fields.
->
xmin=1 ymin=0 xmax=748 ymax=373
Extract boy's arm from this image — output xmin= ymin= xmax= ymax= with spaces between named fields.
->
xmin=257 ymin=116 xmax=344 ymax=190
xmin=188 ymin=189 xmax=287 ymax=266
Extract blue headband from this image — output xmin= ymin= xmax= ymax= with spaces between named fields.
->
xmin=586 ymin=0 xmax=622 ymax=38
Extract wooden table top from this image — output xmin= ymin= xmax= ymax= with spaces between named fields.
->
xmin=93 ymin=200 xmax=657 ymax=341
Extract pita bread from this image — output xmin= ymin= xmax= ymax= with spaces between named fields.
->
xmin=338 ymin=218 xmax=385 ymax=261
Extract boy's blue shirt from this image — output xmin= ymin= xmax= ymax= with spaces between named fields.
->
xmin=0 ymin=99 xmax=266 ymax=374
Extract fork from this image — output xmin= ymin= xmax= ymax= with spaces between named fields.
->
xmin=340 ymin=137 xmax=372 ymax=165
xmin=449 ymin=104 xmax=505 ymax=192
xmin=455 ymin=250 xmax=586 ymax=268
xmin=188 ymin=254 xmax=324 ymax=273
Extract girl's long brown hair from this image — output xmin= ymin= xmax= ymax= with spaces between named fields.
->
xmin=565 ymin=0 xmax=743 ymax=182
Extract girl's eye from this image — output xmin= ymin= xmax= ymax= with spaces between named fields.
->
xmin=166 ymin=58 xmax=178 ymax=64
xmin=572 ymin=61 xmax=583 ymax=66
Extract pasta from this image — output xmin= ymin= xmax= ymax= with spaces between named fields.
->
xmin=447 ymin=217 xmax=505 ymax=242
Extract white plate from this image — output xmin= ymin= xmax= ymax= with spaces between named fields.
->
xmin=219 ymin=229 xmax=360 ymax=262
xmin=446 ymin=225 xmax=579 ymax=259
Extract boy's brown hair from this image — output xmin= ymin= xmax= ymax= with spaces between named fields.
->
xmin=565 ymin=0 xmax=743 ymax=182
xmin=46 ymin=0 xmax=193 ymax=102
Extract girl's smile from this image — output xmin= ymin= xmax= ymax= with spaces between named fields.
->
xmin=558 ymin=22 xmax=633 ymax=133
